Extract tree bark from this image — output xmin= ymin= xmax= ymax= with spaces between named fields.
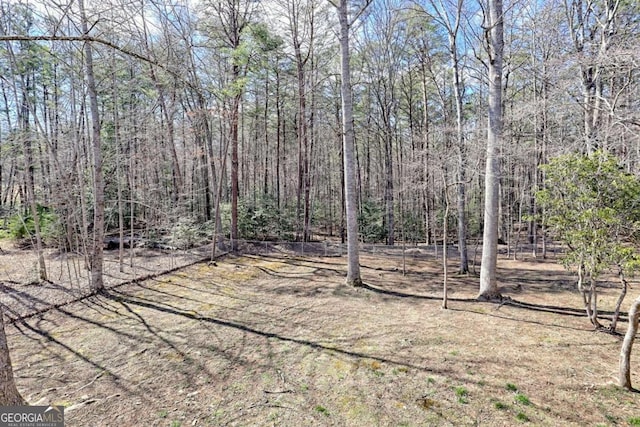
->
xmin=231 ymin=88 xmax=240 ymax=251
xmin=384 ymin=131 xmax=394 ymax=246
xmin=452 ymin=46 xmax=468 ymax=274
xmin=20 ymin=77 xmax=47 ymax=282
xmin=290 ymin=1 xmax=312 ymax=242
xmin=80 ymin=0 xmax=105 ymax=292
xmin=0 ymin=307 xmax=26 ymax=405
xmin=620 ymin=295 xmax=640 ymax=390
xmin=442 ymin=173 xmax=450 ymax=309
xmin=478 ymin=0 xmax=504 ymax=300
xmin=610 ymin=267 xmax=628 ymax=332
xmin=140 ymin=9 xmax=183 ymax=202
xmin=338 ymin=0 xmax=362 ymax=286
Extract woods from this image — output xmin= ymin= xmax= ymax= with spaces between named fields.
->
xmin=2 ymin=0 xmax=640 ymax=412
xmin=1 ymin=0 xmax=639 ymax=264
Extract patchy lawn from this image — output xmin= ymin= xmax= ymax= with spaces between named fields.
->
xmin=5 ymin=252 xmax=640 ymax=426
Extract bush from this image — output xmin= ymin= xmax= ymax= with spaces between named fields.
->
xmin=6 ymin=205 xmax=61 ymax=245
xmin=358 ymin=199 xmax=387 ymax=243
xmin=168 ymin=217 xmax=212 ymax=249
xmin=537 ymin=151 xmax=640 ymax=329
xmin=220 ymin=195 xmax=295 ymax=241
xmin=400 ymin=211 xmax=425 ymax=243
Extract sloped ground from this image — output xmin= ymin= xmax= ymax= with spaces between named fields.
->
xmin=6 ymin=253 xmax=640 ymax=426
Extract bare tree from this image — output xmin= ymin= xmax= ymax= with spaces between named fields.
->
xmin=281 ymin=0 xmax=317 ymax=242
xmin=423 ymin=0 xmax=469 ymax=273
xmin=0 ymin=7 xmax=48 ymax=281
xmin=563 ymin=0 xmax=620 ymax=153
xmin=358 ymin=0 xmax=402 ymax=247
xmin=79 ymin=0 xmax=105 ymax=292
xmin=331 ymin=0 xmax=369 ymax=286
xmin=478 ymin=0 xmax=504 ymax=300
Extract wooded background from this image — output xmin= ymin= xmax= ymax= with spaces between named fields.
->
xmin=1 ymin=0 xmax=638 ymax=275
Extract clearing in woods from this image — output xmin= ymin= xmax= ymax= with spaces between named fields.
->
xmin=3 ymin=250 xmax=640 ymax=426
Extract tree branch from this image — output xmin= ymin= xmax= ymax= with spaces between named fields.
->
xmin=0 ymin=34 xmax=189 ymax=87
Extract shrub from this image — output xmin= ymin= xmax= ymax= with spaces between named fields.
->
xmin=537 ymin=151 xmax=640 ymax=329
xmin=220 ymin=195 xmax=296 ymax=241
xmin=168 ymin=217 xmax=211 ymax=249
xmin=7 ymin=205 xmax=61 ymax=245
xmin=358 ymin=199 xmax=387 ymax=243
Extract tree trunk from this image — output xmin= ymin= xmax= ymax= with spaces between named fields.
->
xmin=610 ymin=267 xmax=628 ymax=332
xmin=443 ymin=174 xmax=449 ymax=310
xmin=338 ymin=0 xmax=362 ymax=287
xmin=478 ymin=0 xmax=504 ymax=300
xmin=276 ymin=68 xmax=282 ymax=209
xmin=294 ymin=40 xmax=310 ymax=242
xmin=263 ymin=74 xmax=269 ymax=196
xmin=0 ymin=307 xmax=26 ymax=405
xmin=421 ymin=72 xmax=431 ymax=245
xmin=620 ymin=295 xmax=640 ymax=390
xmin=231 ymin=88 xmax=240 ymax=251
xmin=210 ymin=0 xmax=250 ymax=252
xmin=211 ymin=126 xmax=231 ymax=259
xmin=80 ymin=0 xmax=105 ymax=292
xmin=20 ymin=77 xmax=47 ymax=282
xmin=452 ymin=52 xmax=468 ymax=274
xmin=384 ymin=132 xmax=394 ymax=246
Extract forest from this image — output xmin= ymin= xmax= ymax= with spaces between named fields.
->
xmin=1 ymin=0 xmax=640 ymax=425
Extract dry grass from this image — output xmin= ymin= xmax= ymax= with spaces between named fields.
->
xmin=5 ymin=252 xmax=640 ymax=426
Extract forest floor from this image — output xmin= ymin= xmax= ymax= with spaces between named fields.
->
xmin=2 ymin=242 xmax=640 ymax=426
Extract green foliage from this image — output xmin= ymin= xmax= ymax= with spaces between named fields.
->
xmin=537 ymin=151 xmax=640 ymax=278
xmin=514 ymin=393 xmax=531 ymax=406
xmin=6 ymin=205 xmax=60 ymax=244
xmin=454 ymin=386 xmax=469 ymax=403
xmin=494 ymin=401 xmax=508 ymax=410
xmin=516 ymin=412 xmax=530 ymax=422
xmin=248 ymin=22 xmax=283 ymax=54
xmin=168 ymin=217 xmax=212 ymax=249
xmin=221 ymin=195 xmax=295 ymax=241
xmin=506 ymin=383 xmax=518 ymax=392
xmin=358 ymin=199 xmax=387 ymax=243
xmin=628 ymin=417 xmax=640 ymax=426
xmin=454 ymin=386 xmax=468 ymax=397
xmin=401 ymin=211 xmax=425 ymax=243
xmin=314 ymin=405 xmax=329 ymax=416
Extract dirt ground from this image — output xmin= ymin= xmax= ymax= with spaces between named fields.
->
xmin=2 ymin=245 xmax=640 ymax=426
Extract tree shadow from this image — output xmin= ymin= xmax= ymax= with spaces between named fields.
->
xmin=503 ymin=298 xmax=627 ymax=323
xmin=12 ymin=317 xmax=132 ymax=396
xmin=359 ymin=283 xmax=623 ymax=331
xmin=0 ymin=282 xmax=83 ymax=319
xmin=100 ymin=288 xmax=460 ymax=380
xmin=359 ymin=282 xmax=476 ymax=303
xmin=447 ymin=306 xmax=589 ymax=332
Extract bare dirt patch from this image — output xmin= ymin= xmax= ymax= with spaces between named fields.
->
xmin=4 ymin=251 xmax=640 ymax=426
